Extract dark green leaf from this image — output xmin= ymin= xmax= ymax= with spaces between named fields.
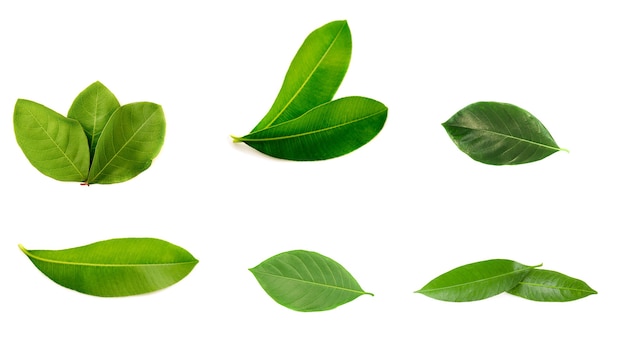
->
xmin=234 ymin=96 xmax=387 ymax=161
xmin=87 ymin=102 xmax=166 ymax=184
xmin=67 ymin=81 xmax=121 ymax=159
xmin=252 ymin=20 xmax=351 ymax=131
xmin=416 ymin=259 xmax=538 ymax=302
xmin=13 ymin=99 xmax=90 ymax=182
xmin=442 ymin=102 xmax=567 ymax=165
xmin=507 ymin=269 xmax=597 ymax=302
xmin=19 ymin=238 xmax=198 ymax=297
xmin=250 ymin=250 xmax=373 ymax=312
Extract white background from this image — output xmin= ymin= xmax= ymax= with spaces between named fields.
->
xmin=1 ymin=1 xmax=624 ymax=357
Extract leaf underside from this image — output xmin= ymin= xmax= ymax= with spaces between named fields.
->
xmin=253 ymin=20 xmax=352 ymax=131
xmin=238 ymin=96 xmax=387 ymax=160
xmin=20 ymin=238 xmax=198 ymax=297
xmin=87 ymin=102 xmax=166 ymax=184
xmin=442 ymin=102 xmax=565 ymax=165
xmin=507 ymin=269 xmax=597 ymax=302
xmin=416 ymin=259 xmax=535 ymax=302
xmin=67 ymin=81 xmax=121 ymax=159
xmin=13 ymin=99 xmax=90 ymax=182
xmin=250 ymin=250 xmax=372 ymax=312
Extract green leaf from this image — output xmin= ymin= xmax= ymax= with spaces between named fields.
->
xmin=442 ymin=102 xmax=567 ymax=165
xmin=507 ymin=269 xmax=597 ymax=302
xmin=67 ymin=81 xmax=121 ymax=159
xmin=252 ymin=20 xmax=351 ymax=131
xmin=13 ymin=99 xmax=90 ymax=182
xmin=87 ymin=102 xmax=166 ymax=184
xmin=233 ymin=96 xmax=387 ymax=161
xmin=415 ymin=259 xmax=539 ymax=302
xmin=250 ymin=250 xmax=373 ymax=312
xmin=19 ymin=238 xmax=198 ymax=297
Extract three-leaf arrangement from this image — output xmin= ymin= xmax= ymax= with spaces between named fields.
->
xmin=415 ymin=259 xmax=596 ymax=302
xmin=250 ymin=250 xmax=373 ymax=312
xmin=14 ymin=81 xmax=166 ymax=184
xmin=232 ymin=20 xmax=388 ymax=161
xmin=442 ymin=102 xmax=568 ymax=165
xmin=19 ymin=238 xmax=198 ymax=297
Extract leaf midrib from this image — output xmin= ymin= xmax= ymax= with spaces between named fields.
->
xmin=252 ymin=270 xmax=372 ymax=296
xmin=20 ymin=245 xmax=197 ymax=268
xmin=263 ymin=22 xmax=348 ymax=129
xmin=445 ymin=124 xmax=564 ymax=152
xmin=241 ymin=108 xmax=386 ymax=142
xmin=25 ymin=105 xmax=86 ymax=179
xmin=418 ymin=266 xmax=535 ymax=294
xmin=88 ymin=106 xmax=158 ymax=183
xmin=514 ymin=281 xmax=597 ymax=294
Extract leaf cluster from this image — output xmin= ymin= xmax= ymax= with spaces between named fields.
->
xmin=14 ymin=81 xmax=166 ymax=185
xmin=415 ymin=259 xmax=597 ymax=302
xmin=233 ymin=20 xmax=388 ymax=161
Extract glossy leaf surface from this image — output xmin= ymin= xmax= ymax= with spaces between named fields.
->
xmin=416 ymin=259 xmax=537 ymax=302
xmin=250 ymin=250 xmax=373 ymax=312
xmin=14 ymin=99 xmax=90 ymax=182
xmin=67 ymin=81 xmax=120 ymax=159
xmin=20 ymin=238 xmax=198 ymax=297
xmin=507 ymin=269 xmax=597 ymax=302
xmin=442 ymin=102 xmax=566 ymax=165
xmin=234 ymin=96 xmax=387 ymax=160
xmin=252 ymin=20 xmax=351 ymax=131
xmin=88 ymin=102 xmax=166 ymax=184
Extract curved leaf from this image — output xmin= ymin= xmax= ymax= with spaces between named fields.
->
xmin=416 ymin=259 xmax=538 ymax=302
xmin=442 ymin=102 xmax=567 ymax=165
xmin=87 ymin=102 xmax=166 ymax=184
xmin=13 ymin=99 xmax=90 ymax=182
xmin=19 ymin=238 xmax=198 ymax=297
xmin=507 ymin=269 xmax=597 ymax=302
xmin=252 ymin=20 xmax=352 ymax=131
xmin=234 ymin=96 xmax=387 ymax=161
xmin=250 ymin=250 xmax=373 ymax=312
xmin=67 ymin=81 xmax=121 ymax=159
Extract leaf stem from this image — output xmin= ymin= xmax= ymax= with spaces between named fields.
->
xmin=230 ymin=135 xmax=243 ymax=143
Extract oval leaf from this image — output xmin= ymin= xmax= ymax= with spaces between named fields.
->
xmin=416 ymin=259 xmax=538 ymax=302
xmin=252 ymin=20 xmax=352 ymax=131
xmin=87 ymin=102 xmax=166 ymax=184
xmin=13 ymin=99 xmax=90 ymax=182
xmin=67 ymin=81 xmax=121 ymax=159
xmin=507 ymin=269 xmax=597 ymax=302
xmin=234 ymin=96 xmax=387 ymax=160
xmin=250 ymin=250 xmax=373 ymax=312
xmin=442 ymin=102 xmax=567 ymax=165
xmin=19 ymin=238 xmax=198 ymax=297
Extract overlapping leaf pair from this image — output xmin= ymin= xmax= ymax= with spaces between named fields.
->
xmin=14 ymin=81 xmax=165 ymax=184
xmin=232 ymin=20 xmax=388 ymax=160
xmin=415 ymin=259 xmax=597 ymax=302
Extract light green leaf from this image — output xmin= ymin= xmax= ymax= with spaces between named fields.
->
xmin=507 ymin=269 xmax=597 ymax=302
xmin=416 ymin=259 xmax=539 ymax=302
xmin=67 ymin=81 xmax=121 ymax=159
xmin=442 ymin=102 xmax=567 ymax=165
xmin=234 ymin=96 xmax=387 ymax=160
xmin=19 ymin=238 xmax=198 ymax=297
xmin=13 ymin=99 xmax=90 ymax=182
xmin=87 ymin=102 xmax=166 ymax=184
xmin=252 ymin=20 xmax=351 ymax=131
xmin=250 ymin=250 xmax=373 ymax=312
